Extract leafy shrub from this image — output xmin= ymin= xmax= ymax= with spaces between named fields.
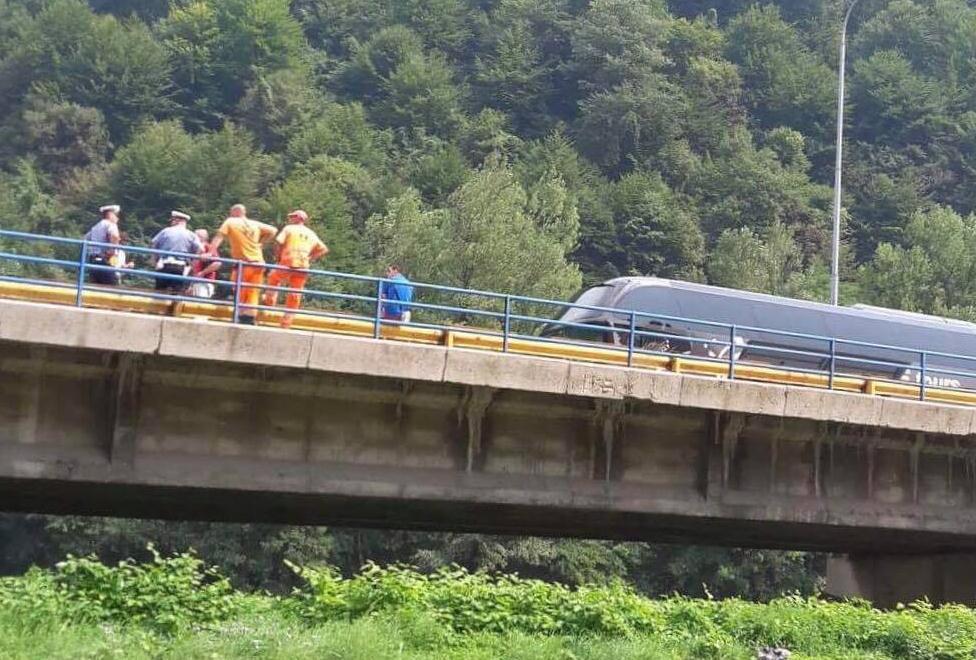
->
xmin=288 ymin=562 xmax=976 ymax=660
xmin=4 ymin=555 xmax=976 ymax=659
xmin=0 ymin=545 xmax=239 ymax=633
xmin=288 ymin=562 xmax=663 ymax=637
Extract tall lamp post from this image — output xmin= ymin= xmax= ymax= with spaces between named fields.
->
xmin=830 ymin=0 xmax=860 ymax=306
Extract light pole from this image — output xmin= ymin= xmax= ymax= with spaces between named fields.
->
xmin=830 ymin=0 xmax=859 ymax=306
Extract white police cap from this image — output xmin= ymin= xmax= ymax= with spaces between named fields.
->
xmin=99 ymin=204 xmax=121 ymax=214
xmin=170 ymin=211 xmax=191 ymax=222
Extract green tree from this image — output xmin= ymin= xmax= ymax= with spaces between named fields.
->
xmin=666 ymin=16 xmax=725 ymax=75
xmin=335 ymin=26 xmax=465 ymax=138
xmin=374 ymin=51 xmax=465 ymax=139
xmin=405 ymin=141 xmax=470 ymax=204
xmin=21 ymin=98 xmax=110 ymax=182
xmin=161 ymin=0 xmax=307 ymax=126
xmin=610 ymin=171 xmax=704 ymax=279
xmin=681 ymin=56 xmax=745 ymax=153
xmin=88 ymin=0 xmax=171 ymax=21
xmin=688 ymin=130 xmax=831 ymax=249
xmin=285 ymin=103 xmax=390 ymax=171
xmin=0 ymin=160 xmax=62 ymax=235
xmin=458 ymin=109 xmax=523 ymax=164
xmin=334 ymin=26 xmax=425 ymax=101
xmin=861 ymin=206 xmax=976 ymax=314
xmin=294 ymin=0 xmax=470 ymax=60
xmin=390 ymin=0 xmax=472 ymax=57
xmin=366 ymin=163 xmax=580 ymax=298
xmin=850 ymin=50 xmax=944 ymax=147
xmin=725 ymin=4 xmax=834 ymax=135
xmin=708 ymin=221 xmax=804 ymax=296
xmin=237 ymin=69 xmax=326 ymax=151
xmin=474 ymin=19 xmax=554 ymax=137
xmin=570 ymin=0 xmax=669 ymax=92
xmin=859 ymin=243 xmax=937 ymax=313
xmin=292 ymin=0 xmax=393 ymax=60
xmin=0 ymin=0 xmax=171 ymax=141
xmin=575 ymin=76 xmax=686 ymax=175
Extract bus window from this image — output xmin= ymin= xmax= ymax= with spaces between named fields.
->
xmin=558 ymin=323 xmax=613 ymax=344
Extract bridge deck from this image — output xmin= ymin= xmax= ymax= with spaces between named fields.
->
xmin=1 ymin=298 xmax=976 ymax=554
xmin=2 ymin=279 xmax=975 ymax=408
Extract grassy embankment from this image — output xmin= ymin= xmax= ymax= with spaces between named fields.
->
xmin=1 ymin=549 xmax=973 ymax=660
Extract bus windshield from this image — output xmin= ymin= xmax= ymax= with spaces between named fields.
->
xmin=570 ymin=286 xmax=614 ymax=309
xmin=541 ymin=285 xmax=618 ymax=341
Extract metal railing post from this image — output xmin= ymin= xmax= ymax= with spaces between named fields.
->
xmin=920 ymin=351 xmax=927 ymax=401
xmin=374 ymin=279 xmax=384 ymax=339
xmin=503 ymin=295 xmax=512 ymax=353
xmin=75 ymin=241 xmax=88 ymax=307
xmin=627 ymin=311 xmax=637 ymax=368
xmin=728 ymin=325 xmax=737 ymax=380
xmin=828 ymin=339 xmax=837 ymax=390
xmin=232 ymin=261 xmax=243 ymax=323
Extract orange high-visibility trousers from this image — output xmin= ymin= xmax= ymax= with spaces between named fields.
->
xmin=263 ymin=267 xmax=309 ymax=328
xmin=234 ymin=263 xmax=265 ymax=320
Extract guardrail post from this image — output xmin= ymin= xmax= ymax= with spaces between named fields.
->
xmin=920 ymin=351 xmax=927 ymax=401
xmin=503 ymin=295 xmax=512 ymax=353
xmin=75 ymin=241 xmax=88 ymax=307
xmin=374 ymin=279 xmax=384 ymax=339
xmin=627 ymin=311 xmax=637 ymax=368
xmin=828 ymin=339 xmax=836 ymax=390
xmin=231 ymin=262 xmax=243 ymax=324
xmin=728 ymin=325 xmax=737 ymax=380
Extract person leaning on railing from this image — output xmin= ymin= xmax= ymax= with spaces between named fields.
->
xmin=261 ymin=209 xmax=329 ymax=329
xmin=381 ymin=264 xmax=414 ymax=323
xmin=209 ymin=204 xmax=276 ymax=325
xmin=83 ymin=204 xmax=122 ymax=286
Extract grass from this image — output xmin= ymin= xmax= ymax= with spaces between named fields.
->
xmin=0 ymin=609 xmax=867 ymax=660
xmin=0 ymin=608 xmax=933 ymax=660
xmin=0 ymin=554 xmax=972 ymax=660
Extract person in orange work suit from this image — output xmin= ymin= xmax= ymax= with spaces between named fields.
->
xmin=262 ymin=209 xmax=329 ymax=328
xmin=209 ymin=204 xmax=277 ymax=325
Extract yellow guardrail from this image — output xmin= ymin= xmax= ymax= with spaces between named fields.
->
xmin=1 ymin=279 xmax=973 ymax=407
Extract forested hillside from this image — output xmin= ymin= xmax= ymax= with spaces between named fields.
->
xmin=1 ymin=0 xmax=975 ymax=595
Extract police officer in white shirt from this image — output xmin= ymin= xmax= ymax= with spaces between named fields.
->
xmin=150 ymin=211 xmax=203 ymax=293
xmin=84 ymin=205 xmax=122 ymax=285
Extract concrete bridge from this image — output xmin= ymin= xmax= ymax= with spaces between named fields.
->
xmin=2 ymin=298 xmax=976 ymax=605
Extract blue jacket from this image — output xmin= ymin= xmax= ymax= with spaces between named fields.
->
xmin=381 ymin=273 xmax=414 ymax=317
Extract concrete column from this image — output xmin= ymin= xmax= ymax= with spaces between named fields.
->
xmin=827 ymin=553 xmax=976 ymax=606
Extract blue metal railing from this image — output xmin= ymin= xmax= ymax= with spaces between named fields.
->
xmin=0 ymin=228 xmax=974 ymax=403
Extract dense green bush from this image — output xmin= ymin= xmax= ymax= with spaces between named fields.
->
xmin=3 ymin=553 xmax=976 ymax=659
xmin=288 ymin=563 xmax=976 ymax=660
xmin=289 ymin=562 xmax=662 ymax=637
xmin=0 ymin=546 xmax=239 ymax=633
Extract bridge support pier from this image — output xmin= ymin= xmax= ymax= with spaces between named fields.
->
xmin=826 ymin=554 xmax=976 ymax=606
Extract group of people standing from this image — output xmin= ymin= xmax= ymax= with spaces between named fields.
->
xmin=84 ymin=204 xmax=413 ymax=329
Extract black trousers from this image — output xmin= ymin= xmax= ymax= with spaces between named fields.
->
xmin=154 ymin=262 xmax=188 ymax=292
xmin=87 ymin=255 xmax=118 ymax=285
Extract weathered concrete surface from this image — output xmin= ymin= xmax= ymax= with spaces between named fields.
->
xmin=3 ymin=298 xmax=975 ymax=435
xmin=2 ymin=299 xmax=976 ymax=565
xmin=827 ymin=554 xmax=976 ymax=606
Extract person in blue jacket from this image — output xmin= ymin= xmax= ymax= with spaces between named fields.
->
xmin=380 ymin=264 xmax=414 ymax=323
